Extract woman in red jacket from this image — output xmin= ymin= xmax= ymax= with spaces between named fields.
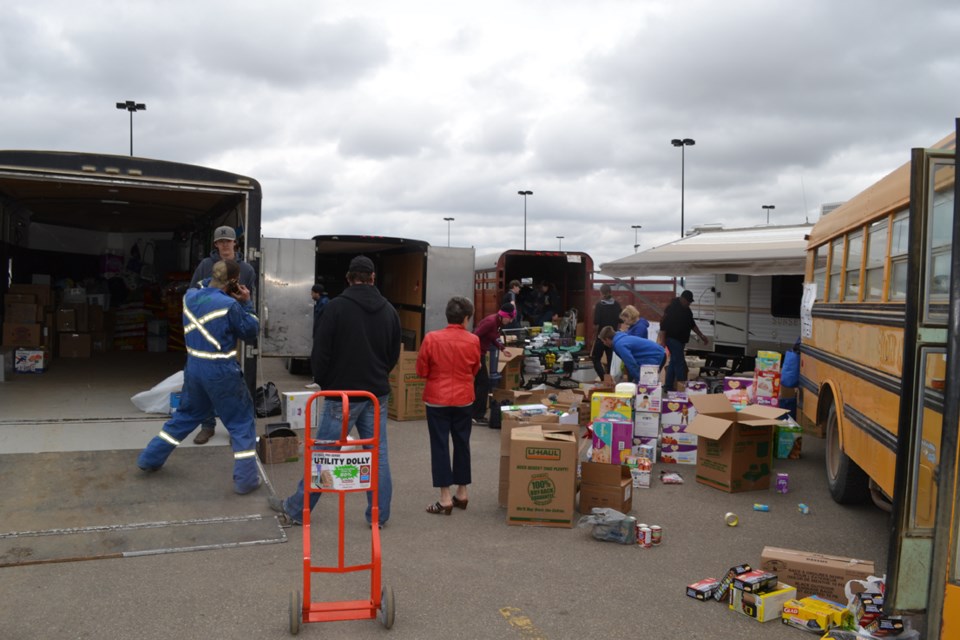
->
xmin=416 ymin=296 xmax=483 ymax=515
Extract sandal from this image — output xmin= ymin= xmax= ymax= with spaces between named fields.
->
xmin=426 ymin=501 xmax=453 ymax=515
xmin=452 ymin=496 xmax=469 ymax=510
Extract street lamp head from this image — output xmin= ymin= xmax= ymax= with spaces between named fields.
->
xmin=443 ymin=217 xmax=455 ymax=222
xmin=518 ymin=190 xmax=532 ymax=196
xmin=631 ymin=224 xmax=642 ymax=230
xmin=116 ymin=100 xmax=146 ymax=112
xmin=671 ymin=138 xmax=695 ymax=147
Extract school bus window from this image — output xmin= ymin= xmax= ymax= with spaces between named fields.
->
xmin=924 ymin=164 xmax=954 ymax=321
xmin=864 ymin=219 xmax=888 ymax=301
xmin=843 ymin=230 xmax=863 ymax=302
xmin=813 ymin=245 xmax=827 ymax=302
xmin=828 ymin=237 xmax=843 ymax=302
xmin=888 ymin=210 xmax=909 ymax=301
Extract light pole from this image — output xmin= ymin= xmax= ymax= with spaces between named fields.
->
xmin=762 ymin=205 xmax=776 ymax=225
xmin=632 ymin=224 xmax=643 ymax=252
xmin=116 ymin=100 xmax=146 ymax=156
xmin=518 ymin=190 xmax=533 ymax=250
xmin=443 ymin=217 xmax=455 ymax=247
xmin=556 ymin=235 xmax=564 ymax=251
xmin=671 ymin=138 xmax=695 ymax=238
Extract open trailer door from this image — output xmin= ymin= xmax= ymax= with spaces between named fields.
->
xmin=259 ymin=237 xmax=315 ymax=358
xmin=425 ymin=245 xmax=476 ymax=331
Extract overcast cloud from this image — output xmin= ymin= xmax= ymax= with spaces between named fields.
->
xmin=3 ymin=0 xmax=958 ymax=267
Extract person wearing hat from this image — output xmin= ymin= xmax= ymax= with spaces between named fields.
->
xmin=188 ymin=225 xmax=258 ymax=445
xmin=269 ymin=255 xmax=401 ymax=528
xmin=470 ymin=304 xmax=515 ymax=426
xmin=657 ymin=289 xmax=707 ymax=390
xmin=137 ymin=259 xmax=261 ymax=494
xmin=304 ymin=284 xmax=330 ymax=390
xmin=591 ymin=283 xmax=622 ymax=380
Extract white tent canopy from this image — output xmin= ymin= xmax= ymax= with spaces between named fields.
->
xmin=599 ymin=224 xmax=814 ymax=278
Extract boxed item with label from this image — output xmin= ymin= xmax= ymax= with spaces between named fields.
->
xmin=659 ymin=436 xmax=697 ymax=464
xmin=755 ymin=350 xmax=782 ymax=372
xmin=633 ymin=410 xmax=660 ymax=438
xmin=730 ymin=582 xmax=796 ymax=622
xmin=634 ymin=384 xmax=662 ymax=412
xmin=759 ymin=546 xmax=875 ymax=603
xmin=687 ymin=578 xmax=721 ymax=601
xmin=389 ymin=370 xmax=426 ymax=421
xmin=638 ymin=364 xmax=660 ymax=385
xmin=630 ymin=436 xmax=658 ymax=460
xmin=507 ymin=426 xmax=579 ymax=528
xmin=781 ymin=595 xmax=852 ymax=634
xmin=685 ymin=380 xmax=709 ymax=395
xmin=754 ymin=370 xmax=781 ymax=399
xmin=256 ymin=425 xmax=301 ymax=464
xmin=591 ymin=420 xmax=632 ymax=465
xmin=282 ymin=391 xmax=322 ymax=430
xmin=14 ymin=348 xmax=50 ymax=373
xmin=3 ymin=322 xmax=42 ymax=348
xmin=686 ymin=394 xmax=788 ymax=492
xmin=722 ymin=376 xmax=755 ymax=406
xmin=714 ymin=563 xmax=752 ymax=602
xmin=8 ymin=283 xmax=52 ymax=307
xmin=661 ymin=392 xmax=696 ymax=432
xmin=732 ymin=570 xmax=779 ymax=594
xmin=579 ymin=462 xmax=632 ymax=513
xmin=775 ymin=418 xmax=803 ymax=459
xmin=4 ymin=302 xmax=38 ymax=324
xmin=590 ymin=392 xmax=633 ymax=422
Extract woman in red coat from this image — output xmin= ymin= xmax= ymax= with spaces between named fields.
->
xmin=416 ymin=296 xmax=482 ymax=515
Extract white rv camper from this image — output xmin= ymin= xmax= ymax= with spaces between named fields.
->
xmin=599 ymin=224 xmax=813 ymax=357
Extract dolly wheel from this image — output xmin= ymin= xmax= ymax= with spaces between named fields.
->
xmin=289 ymin=590 xmax=301 ymax=635
xmin=379 ymin=585 xmax=395 ymax=629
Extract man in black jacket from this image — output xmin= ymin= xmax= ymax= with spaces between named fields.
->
xmin=269 ymin=255 xmax=401 ymax=528
xmin=657 ymin=290 xmax=707 ymax=390
xmin=591 ymin=284 xmax=622 ymax=380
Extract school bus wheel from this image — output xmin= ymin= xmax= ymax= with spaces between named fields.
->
xmin=824 ymin=402 xmax=870 ymax=504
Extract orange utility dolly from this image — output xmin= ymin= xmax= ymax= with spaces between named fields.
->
xmin=288 ymin=390 xmax=394 ymax=635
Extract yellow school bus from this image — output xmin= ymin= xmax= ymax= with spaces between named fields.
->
xmin=801 ymin=124 xmax=959 ymax=637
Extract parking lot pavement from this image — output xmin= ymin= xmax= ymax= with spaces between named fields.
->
xmin=0 ymin=415 xmax=887 ymax=639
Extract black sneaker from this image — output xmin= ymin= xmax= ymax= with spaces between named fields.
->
xmin=472 ymin=417 xmax=488 ymax=426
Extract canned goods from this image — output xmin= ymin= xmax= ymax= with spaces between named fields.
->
xmin=638 ymin=526 xmax=652 ymax=547
xmin=753 ymin=503 xmax=770 ymax=512
xmin=650 ymin=525 xmax=662 ymax=545
xmin=724 ymin=512 xmax=739 ymax=526
xmin=776 ymin=472 xmax=789 ymax=494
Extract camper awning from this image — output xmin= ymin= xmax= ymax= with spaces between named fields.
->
xmin=599 ymin=224 xmax=814 ymax=278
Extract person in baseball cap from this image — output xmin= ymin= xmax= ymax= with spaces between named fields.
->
xmin=658 ymin=289 xmax=707 ymax=391
xmin=187 ymin=225 xmax=258 ymax=445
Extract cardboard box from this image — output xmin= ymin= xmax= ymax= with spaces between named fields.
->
xmin=14 ymin=348 xmax=49 ymax=373
xmin=59 ymin=333 xmax=92 ymax=358
xmin=754 ymin=370 xmax=781 ymax=399
xmin=638 ymin=364 xmax=660 ymax=385
xmin=590 ymin=392 xmax=633 ymax=422
xmin=591 ymin=420 xmax=632 ymax=464
xmin=630 ymin=436 xmax=658 ymax=461
xmin=775 ymin=419 xmax=803 ymax=459
xmin=507 ymin=426 xmax=579 ymax=528
xmin=256 ymin=430 xmax=301 ymax=464
xmin=781 ymin=595 xmax=851 ymax=633
xmin=733 ymin=569 xmax=779 ymax=594
xmin=714 ymin=563 xmax=752 ymax=602
xmin=281 ymin=391 xmax=322 ymax=430
xmin=730 ymin=582 xmax=797 ymax=622
xmin=686 ymin=394 xmax=788 ymax=492
xmin=579 ymin=462 xmax=632 ymax=514
xmin=5 ymin=293 xmax=36 ymax=305
xmin=759 ymin=546 xmax=876 ymax=603
xmin=686 ymin=578 xmax=721 ymax=601
xmin=8 ymin=283 xmax=51 ymax=307
xmin=392 ymin=346 xmax=419 ymax=374
xmin=634 ymin=410 xmax=660 ymax=437
xmin=4 ymin=303 xmax=38 ymax=324
xmin=56 ymin=308 xmax=77 ymax=332
xmin=389 ymin=370 xmax=426 ymax=421
xmin=3 ymin=323 xmax=42 ymax=348
xmin=685 ymin=380 xmax=709 ymax=395
xmin=659 ymin=440 xmax=698 ymax=464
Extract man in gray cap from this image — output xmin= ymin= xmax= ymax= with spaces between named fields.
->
xmin=189 ymin=225 xmax=258 ymax=445
xmin=270 ymin=255 xmax=401 ymax=528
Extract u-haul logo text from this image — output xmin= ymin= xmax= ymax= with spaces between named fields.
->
xmin=525 ymin=447 xmax=561 ymax=461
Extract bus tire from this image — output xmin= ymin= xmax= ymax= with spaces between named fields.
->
xmin=825 ymin=402 xmax=870 ymax=504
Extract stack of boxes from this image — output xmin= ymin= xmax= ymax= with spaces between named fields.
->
xmin=4 ymin=283 xmax=53 ymax=372
xmin=55 ymin=288 xmax=108 ymax=359
xmin=387 ymin=347 xmax=426 ymax=421
xmin=728 ymin=568 xmax=797 ymax=623
xmin=753 ymin=350 xmax=782 ymax=407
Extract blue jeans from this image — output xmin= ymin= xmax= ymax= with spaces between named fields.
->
xmin=664 ymin=337 xmax=688 ymax=390
xmin=281 ymin=395 xmax=392 ymax=526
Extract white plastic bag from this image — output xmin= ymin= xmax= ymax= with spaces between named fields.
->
xmin=131 ymin=370 xmax=184 ymax=414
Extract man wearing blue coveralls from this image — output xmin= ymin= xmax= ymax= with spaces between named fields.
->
xmin=137 ymin=259 xmax=261 ymax=494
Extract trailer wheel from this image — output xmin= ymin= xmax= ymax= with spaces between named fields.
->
xmin=289 ymin=590 xmax=301 ymax=635
xmin=379 ymin=585 xmax=395 ymax=629
xmin=825 ymin=402 xmax=870 ymax=504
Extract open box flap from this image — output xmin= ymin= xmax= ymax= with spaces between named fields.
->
xmin=686 ymin=413 xmax=735 ymax=440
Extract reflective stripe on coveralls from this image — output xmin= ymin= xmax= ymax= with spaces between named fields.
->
xmin=158 ymin=431 xmax=181 ymax=446
xmin=234 ymin=450 xmax=257 ymax=460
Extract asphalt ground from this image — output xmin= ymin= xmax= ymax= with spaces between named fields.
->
xmin=0 ymin=405 xmax=889 ymax=640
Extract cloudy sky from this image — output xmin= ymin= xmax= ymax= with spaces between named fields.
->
xmin=3 ymin=0 xmax=958 ymax=268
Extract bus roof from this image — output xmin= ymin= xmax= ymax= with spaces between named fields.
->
xmin=807 ymin=132 xmax=956 ymax=247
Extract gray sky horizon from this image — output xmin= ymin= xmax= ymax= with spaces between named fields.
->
xmin=3 ymin=0 xmax=957 ymax=268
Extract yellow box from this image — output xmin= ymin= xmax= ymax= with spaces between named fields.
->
xmin=590 ymin=392 xmax=633 ymax=422
xmin=730 ymin=582 xmax=797 ymax=622
xmin=781 ymin=596 xmax=851 ymax=634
